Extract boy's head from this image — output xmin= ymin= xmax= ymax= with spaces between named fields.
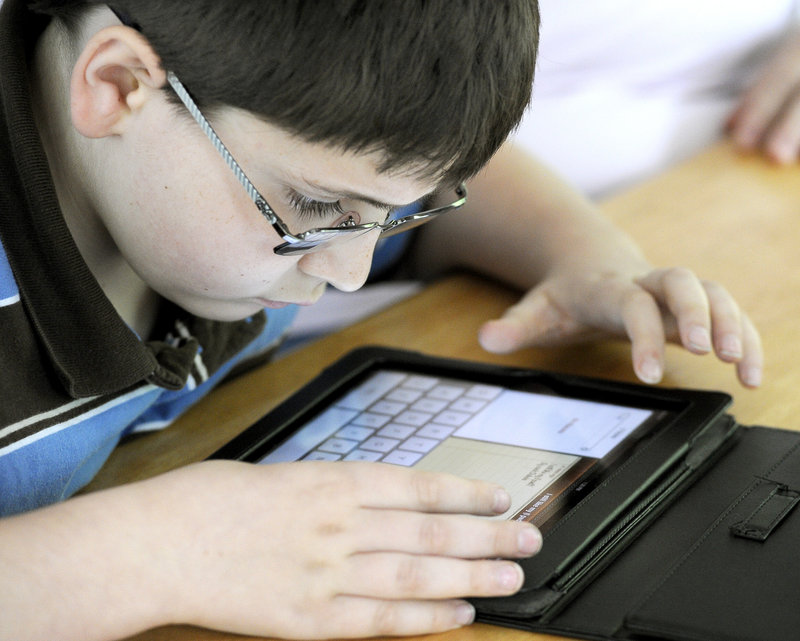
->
xmin=26 ymin=0 xmax=539 ymax=322
xmin=31 ymin=0 xmax=539 ymax=185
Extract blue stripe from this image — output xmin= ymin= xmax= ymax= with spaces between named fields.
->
xmin=0 ymin=303 xmax=301 ymax=516
xmin=0 ymin=239 xmax=20 ymax=304
xmin=0 ymin=387 xmax=162 ymax=516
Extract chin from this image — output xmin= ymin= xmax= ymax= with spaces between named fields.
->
xmin=179 ymin=298 xmax=265 ymax=323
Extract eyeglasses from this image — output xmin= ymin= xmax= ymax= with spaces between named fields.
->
xmin=165 ymin=71 xmax=468 ymax=256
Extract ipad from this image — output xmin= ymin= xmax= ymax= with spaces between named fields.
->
xmin=211 ymin=347 xmax=734 ymax=552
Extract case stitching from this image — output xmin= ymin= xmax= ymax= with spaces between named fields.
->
xmin=730 ymin=483 xmax=800 ymax=539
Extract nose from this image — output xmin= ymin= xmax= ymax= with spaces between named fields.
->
xmin=297 ymin=230 xmax=380 ymax=292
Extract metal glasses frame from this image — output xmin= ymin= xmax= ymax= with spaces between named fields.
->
xmin=165 ymin=71 xmax=468 ymax=256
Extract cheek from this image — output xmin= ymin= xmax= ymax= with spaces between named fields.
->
xmin=138 ymin=217 xmax=278 ymax=294
xmin=124 ymin=119 xmax=264 ymax=251
xmin=107 ymin=109 xmax=302 ymax=303
xmin=113 ymin=172 xmax=284 ymax=296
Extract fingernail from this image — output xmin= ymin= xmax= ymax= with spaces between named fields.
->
xmin=687 ymin=325 xmax=711 ymax=353
xmin=518 ymin=526 xmax=542 ymax=555
xmin=639 ymin=357 xmax=662 ymax=384
xmin=455 ymin=603 xmax=475 ymax=626
xmin=742 ymin=366 xmax=762 ymax=388
xmin=493 ymin=488 xmax=511 ymax=513
xmin=496 ymin=564 xmax=523 ymax=592
xmin=719 ymin=334 xmax=742 ymax=360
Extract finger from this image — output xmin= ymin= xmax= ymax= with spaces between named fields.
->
xmin=702 ymin=280 xmax=744 ymax=362
xmin=478 ymin=287 xmax=588 ymax=353
xmin=354 ymin=510 xmax=542 ymax=559
xmin=637 ymin=268 xmax=712 ymax=354
xmin=730 ymin=87 xmax=788 ymax=151
xmin=761 ymin=87 xmax=800 ymax=164
xmin=736 ymin=314 xmax=764 ymax=388
xmin=342 ymin=553 xmax=524 ymax=600
xmin=729 ymin=57 xmax=800 ymax=151
xmin=479 ymin=316 xmax=530 ymax=354
xmin=478 ymin=289 xmax=559 ymax=353
xmin=619 ymin=287 xmax=666 ymax=384
xmin=324 ymin=596 xmax=476 ymax=637
xmin=340 ymin=462 xmax=512 ymax=515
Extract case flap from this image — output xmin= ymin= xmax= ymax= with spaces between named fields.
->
xmin=476 ymin=425 xmax=800 ymax=641
xmin=624 ymin=426 xmax=800 ymax=641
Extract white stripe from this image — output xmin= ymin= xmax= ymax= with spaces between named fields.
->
xmin=174 ymin=320 xmax=209 ymax=382
xmin=0 ymin=384 xmax=158 ymax=458
xmin=0 ymin=395 xmax=99 ymax=441
xmin=130 ymin=418 xmax=174 ymax=433
xmin=0 ymin=293 xmax=20 ymax=307
xmin=174 ymin=320 xmax=192 ymax=340
xmin=193 ymin=351 xmax=209 ymax=382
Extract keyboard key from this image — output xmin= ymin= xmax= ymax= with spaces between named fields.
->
xmin=383 ymin=450 xmax=424 ymax=466
xmin=258 ymin=406 xmax=359 ymax=464
xmin=336 ymin=425 xmax=375 ymax=441
xmin=403 ymin=375 xmax=440 ymax=391
xmin=400 ymin=436 xmax=440 ymax=453
xmin=432 ymin=410 xmax=472 ymax=427
xmin=377 ymin=423 xmax=416 ymax=440
xmin=466 ymin=384 xmax=503 ymax=400
xmin=352 ymin=412 xmax=392 ymax=428
xmin=416 ymin=424 xmax=455 ymax=439
xmin=344 ymin=449 xmax=383 ymax=462
xmin=317 ymin=437 xmax=359 ymax=454
xmin=394 ymin=410 xmax=434 ymax=427
xmin=449 ymin=397 xmax=487 ymax=413
xmin=386 ymin=388 xmax=423 ymax=403
xmin=336 ymin=372 xmax=407 ymax=411
xmin=427 ymin=384 xmax=465 ymax=401
xmin=370 ymin=400 xmax=408 ymax=415
xmin=411 ymin=398 xmax=448 ymax=413
xmin=361 ymin=436 xmax=402 ymax=453
xmin=304 ymin=451 xmax=342 ymax=461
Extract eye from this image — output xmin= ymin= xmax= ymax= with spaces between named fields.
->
xmin=286 ymin=190 xmax=346 ymax=223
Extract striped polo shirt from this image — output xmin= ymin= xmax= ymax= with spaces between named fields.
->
xmin=0 ymin=1 xmax=418 ymax=516
xmin=0 ymin=1 xmax=301 ymax=515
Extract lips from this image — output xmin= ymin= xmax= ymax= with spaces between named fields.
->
xmin=260 ymin=300 xmax=290 ymax=309
xmin=258 ymin=298 xmax=316 ymax=308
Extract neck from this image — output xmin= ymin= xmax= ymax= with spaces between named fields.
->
xmin=30 ymin=20 xmax=160 ymax=339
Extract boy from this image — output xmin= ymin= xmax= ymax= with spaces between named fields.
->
xmin=0 ymin=1 xmax=761 ymax=640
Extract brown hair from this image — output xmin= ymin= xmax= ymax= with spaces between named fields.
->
xmin=31 ymin=0 xmax=539 ymax=183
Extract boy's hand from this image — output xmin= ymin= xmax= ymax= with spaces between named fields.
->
xmin=728 ymin=28 xmax=800 ymax=164
xmin=478 ymin=265 xmax=762 ymax=388
xmin=150 ymin=460 xmax=541 ymax=639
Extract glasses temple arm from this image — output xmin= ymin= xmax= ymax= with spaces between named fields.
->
xmin=165 ymin=71 xmax=278 ymax=223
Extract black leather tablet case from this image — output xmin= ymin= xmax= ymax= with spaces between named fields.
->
xmin=475 ymin=421 xmax=800 ymax=641
xmin=211 ymin=346 xmax=800 ymax=641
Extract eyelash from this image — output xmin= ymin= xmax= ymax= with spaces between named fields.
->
xmin=286 ymin=190 xmax=346 ymax=221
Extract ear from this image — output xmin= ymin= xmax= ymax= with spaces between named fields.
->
xmin=70 ymin=25 xmax=167 ymax=138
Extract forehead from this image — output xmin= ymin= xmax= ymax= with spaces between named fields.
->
xmin=212 ymin=105 xmax=443 ymax=205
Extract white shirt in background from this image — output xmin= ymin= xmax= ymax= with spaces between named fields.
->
xmin=513 ymin=0 xmax=799 ymax=196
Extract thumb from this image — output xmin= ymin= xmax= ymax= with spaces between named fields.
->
xmin=479 ymin=287 xmax=581 ymax=354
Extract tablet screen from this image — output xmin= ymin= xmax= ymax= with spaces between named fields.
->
xmin=255 ymin=368 xmax=670 ymax=532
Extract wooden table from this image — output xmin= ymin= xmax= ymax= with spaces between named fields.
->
xmin=85 ymin=141 xmax=800 ymax=641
